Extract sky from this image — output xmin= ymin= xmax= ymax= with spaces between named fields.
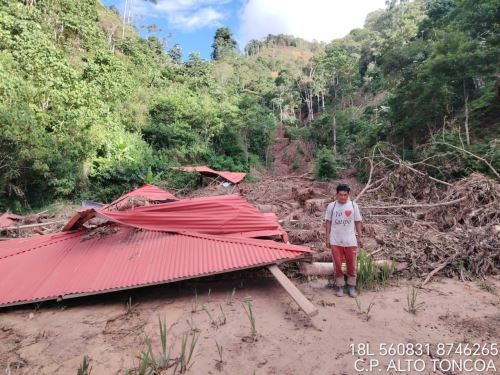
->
xmin=103 ymin=0 xmax=387 ymax=60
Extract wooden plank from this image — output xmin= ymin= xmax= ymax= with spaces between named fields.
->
xmin=267 ymin=264 xmax=318 ymax=317
xmin=62 ymin=213 xmax=83 ymax=231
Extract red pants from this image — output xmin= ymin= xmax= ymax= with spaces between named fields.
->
xmin=331 ymin=246 xmax=357 ymax=286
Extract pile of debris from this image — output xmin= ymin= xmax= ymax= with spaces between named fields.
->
xmin=0 ymin=210 xmax=65 ymax=239
xmin=362 ymin=170 xmax=499 ymax=282
xmin=237 ymin=165 xmax=499 ymax=283
xmin=368 ymin=164 xmax=442 ymax=203
xmin=425 ymin=173 xmax=499 ymax=229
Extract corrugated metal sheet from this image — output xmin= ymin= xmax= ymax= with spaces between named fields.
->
xmin=98 ymin=195 xmax=285 ymax=236
xmin=106 ymin=184 xmax=178 ymax=209
xmin=179 ymin=166 xmax=246 ymax=184
xmin=64 ymin=195 xmax=288 ymax=241
xmin=63 ymin=185 xmax=179 ymax=231
xmin=0 ymin=226 xmax=310 ymax=307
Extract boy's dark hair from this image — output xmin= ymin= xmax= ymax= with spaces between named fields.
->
xmin=336 ymin=183 xmax=351 ymax=193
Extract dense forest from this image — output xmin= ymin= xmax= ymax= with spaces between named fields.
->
xmin=0 ymin=0 xmax=498 ymax=211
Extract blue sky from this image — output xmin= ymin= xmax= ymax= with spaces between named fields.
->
xmin=103 ymin=0 xmax=387 ymax=60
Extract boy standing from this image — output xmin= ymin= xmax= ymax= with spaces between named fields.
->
xmin=325 ymin=183 xmax=363 ymax=297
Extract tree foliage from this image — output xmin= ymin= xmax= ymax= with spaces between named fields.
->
xmin=211 ymin=27 xmax=237 ymax=60
xmin=0 ymin=2 xmax=275 ymax=209
xmin=0 ymin=0 xmax=498 ymax=210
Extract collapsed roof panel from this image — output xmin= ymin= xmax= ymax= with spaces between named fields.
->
xmin=0 ymin=185 xmax=316 ymax=311
xmin=64 ymin=195 xmax=289 ymax=241
xmin=0 ymin=226 xmax=310 ymax=307
xmin=178 ymin=166 xmax=246 ymax=184
xmin=104 ymin=184 xmax=178 ymax=210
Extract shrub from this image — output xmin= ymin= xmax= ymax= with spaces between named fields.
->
xmin=314 ymin=147 xmax=339 ymax=180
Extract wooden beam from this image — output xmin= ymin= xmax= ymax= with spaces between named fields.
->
xmin=62 ymin=213 xmax=83 ymax=232
xmin=267 ymin=264 xmax=318 ymax=317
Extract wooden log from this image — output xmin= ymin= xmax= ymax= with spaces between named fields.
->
xmin=267 ymin=265 xmax=318 ymax=317
xmin=300 ymin=262 xmax=334 ymax=276
xmin=299 ymin=260 xmax=406 ymax=276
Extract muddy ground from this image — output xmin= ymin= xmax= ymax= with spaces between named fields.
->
xmin=1 ymin=273 xmax=499 ymax=374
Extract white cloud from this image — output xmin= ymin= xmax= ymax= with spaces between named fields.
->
xmin=237 ymin=0 xmax=387 ymax=47
xmin=154 ymin=0 xmax=231 ymax=13
xmin=127 ymin=0 xmax=230 ymax=31
xmin=168 ymin=7 xmax=225 ymax=29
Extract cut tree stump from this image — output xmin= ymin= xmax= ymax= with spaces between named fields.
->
xmin=267 ymin=264 xmax=318 ymax=317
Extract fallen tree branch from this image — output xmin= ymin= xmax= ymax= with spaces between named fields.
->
xmin=363 ymin=196 xmax=467 ymax=210
xmin=377 ymin=154 xmax=452 ymax=187
xmin=354 ymin=153 xmax=375 ymax=202
xmin=369 ymin=248 xmax=384 ymax=257
xmin=435 ymin=141 xmax=500 ymax=180
xmin=421 ymin=256 xmax=457 ymax=286
xmin=364 ymin=177 xmax=387 ymax=195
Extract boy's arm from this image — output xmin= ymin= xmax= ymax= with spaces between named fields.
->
xmin=325 ymin=220 xmax=331 ymax=248
xmin=355 ymin=221 xmax=363 ymax=248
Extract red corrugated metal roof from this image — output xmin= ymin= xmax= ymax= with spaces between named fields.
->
xmin=0 ymin=226 xmax=310 ymax=307
xmin=106 ymin=184 xmax=178 ymax=209
xmin=64 ymin=195 xmax=288 ymax=241
xmin=179 ymin=166 xmax=246 ymax=184
xmin=62 ymin=185 xmax=179 ymax=231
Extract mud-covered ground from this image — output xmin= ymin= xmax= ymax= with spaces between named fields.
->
xmin=1 ymin=274 xmax=499 ymax=374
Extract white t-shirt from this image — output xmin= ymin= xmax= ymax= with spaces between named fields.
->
xmin=324 ymin=199 xmax=362 ymax=246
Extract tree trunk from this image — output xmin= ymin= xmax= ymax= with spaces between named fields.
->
xmin=333 ymin=113 xmax=337 ymax=155
xmin=321 ymin=92 xmax=325 ymax=111
xmin=122 ymin=0 xmax=128 ymax=38
xmin=306 ymin=91 xmax=314 ymax=121
xmin=310 ymin=93 xmax=314 ymax=121
xmin=311 ymin=91 xmax=315 ymax=120
xmin=464 ymin=80 xmax=470 ymax=146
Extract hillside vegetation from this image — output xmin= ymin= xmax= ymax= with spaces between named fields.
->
xmin=0 ymin=0 xmax=498 ymax=210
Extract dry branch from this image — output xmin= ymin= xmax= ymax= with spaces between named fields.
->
xmin=354 ymin=155 xmax=374 ymax=202
xmin=377 ymin=153 xmax=452 ymax=187
xmin=421 ymin=257 xmax=456 ymax=286
xmin=435 ymin=141 xmax=499 ymax=180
